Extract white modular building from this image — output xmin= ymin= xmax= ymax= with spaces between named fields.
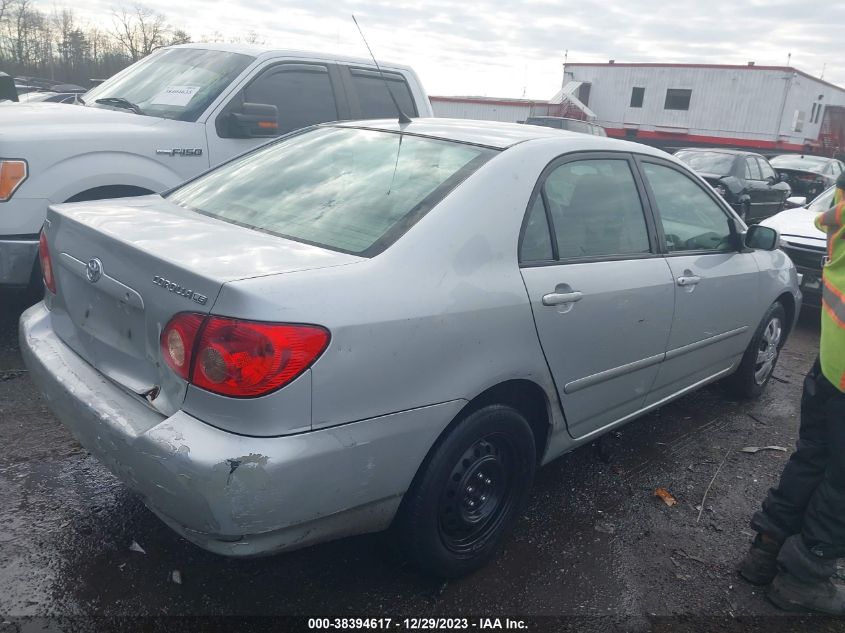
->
xmin=561 ymin=63 xmax=845 ymax=154
xmin=430 ymin=96 xmax=552 ymax=123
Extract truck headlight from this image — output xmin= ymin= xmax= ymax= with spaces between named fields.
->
xmin=0 ymin=160 xmax=27 ymax=202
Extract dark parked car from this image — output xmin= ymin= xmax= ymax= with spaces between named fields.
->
xmin=674 ymin=149 xmax=791 ymax=222
xmin=769 ymin=154 xmax=844 ymax=202
xmin=524 ymin=116 xmax=607 ymax=136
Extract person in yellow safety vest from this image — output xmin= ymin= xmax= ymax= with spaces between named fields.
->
xmin=738 ymin=172 xmax=845 ymax=615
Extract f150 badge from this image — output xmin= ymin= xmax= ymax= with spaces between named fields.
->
xmin=152 ymin=275 xmax=208 ymax=305
xmin=155 ymin=148 xmax=203 ymax=157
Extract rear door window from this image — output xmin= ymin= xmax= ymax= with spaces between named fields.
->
xmin=525 ymin=158 xmax=652 ymax=261
xmin=757 ymin=158 xmax=777 ymax=181
xmin=745 ymin=157 xmax=762 ymax=181
xmin=345 ymin=67 xmax=418 ymax=119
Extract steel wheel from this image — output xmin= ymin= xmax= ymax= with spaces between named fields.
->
xmin=753 ymin=316 xmax=783 ymax=385
xmin=437 ymin=433 xmax=516 ymax=554
xmin=396 ymin=404 xmax=536 ymax=577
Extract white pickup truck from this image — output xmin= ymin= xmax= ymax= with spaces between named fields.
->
xmin=0 ymin=43 xmax=431 ymax=289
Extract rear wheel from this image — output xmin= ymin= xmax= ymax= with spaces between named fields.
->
xmin=726 ymin=302 xmax=786 ymax=398
xmin=395 ymin=405 xmax=536 ymax=577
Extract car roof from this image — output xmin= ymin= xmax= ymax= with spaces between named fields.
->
xmin=332 ymin=118 xmax=668 ymax=153
xmin=676 ymin=147 xmax=759 ymax=157
xmin=526 ymin=116 xmax=590 ymax=122
xmin=170 ymin=43 xmax=414 ymax=72
xmin=770 ymin=154 xmax=831 ymax=162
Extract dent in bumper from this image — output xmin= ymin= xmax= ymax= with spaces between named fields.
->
xmin=20 ymin=302 xmax=464 ymax=556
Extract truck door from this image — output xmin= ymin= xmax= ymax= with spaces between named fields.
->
xmin=205 ymin=61 xmax=347 ymax=166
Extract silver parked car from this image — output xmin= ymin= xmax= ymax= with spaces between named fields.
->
xmin=21 ymin=119 xmax=801 ymax=577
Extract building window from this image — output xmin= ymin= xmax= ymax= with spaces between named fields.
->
xmin=664 ymin=89 xmax=692 ymax=111
xmin=630 ymin=87 xmax=645 ymax=108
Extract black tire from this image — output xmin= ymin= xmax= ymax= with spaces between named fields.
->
xmin=395 ymin=404 xmax=536 ymax=578
xmin=726 ymin=301 xmax=787 ymax=399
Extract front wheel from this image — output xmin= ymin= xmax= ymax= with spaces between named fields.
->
xmin=726 ymin=302 xmax=786 ymax=398
xmin=395 ymin=404 xmax=536 ymax=578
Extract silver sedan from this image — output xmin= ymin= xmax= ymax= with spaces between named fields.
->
xmin=21 ymin=119 xmax=801 ymax=577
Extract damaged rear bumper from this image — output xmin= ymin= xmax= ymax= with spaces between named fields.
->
xmin=20 ymin=302 xmax=463 ymax=556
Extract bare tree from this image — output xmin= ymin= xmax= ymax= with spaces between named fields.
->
xmin=112 ymin=3 xmax=166 ymax=61
xmin=168 ymin=27 xmax=190 ymax=46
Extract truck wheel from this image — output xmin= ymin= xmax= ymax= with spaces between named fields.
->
xmin=726 ymin=302 xmax=786 ymax=399
xmin=395 ymin=404 xmax=535 ymax=578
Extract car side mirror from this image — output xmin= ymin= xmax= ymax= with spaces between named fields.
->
xmin=766 ymin=175 xmax=777 ymax=186
xmin=745 ymin=225 xmax=779 ymax=251
xmin=229 ymin=102 xmax=280 ymax=138
xmin=785 ymin=196 xmax=807 ymax=208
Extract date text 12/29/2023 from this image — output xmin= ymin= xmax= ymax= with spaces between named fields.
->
xmin=308 ymin=618 xmax=529 ymax=630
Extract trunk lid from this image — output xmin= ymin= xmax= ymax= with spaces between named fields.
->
xmin=45 ymin=195 xmax=361 ymax=416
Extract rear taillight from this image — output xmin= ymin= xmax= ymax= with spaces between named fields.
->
xmin=161 ymin=314 xmax=329 ymax=398
xmin=160 ymin=313 xmax=205 ymax=380
xmin=38 ymin=231 xmax=56 ymax=293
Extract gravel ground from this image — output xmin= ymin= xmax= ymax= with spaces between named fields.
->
xmin=1 ymin=292 xmax=843 ymax=632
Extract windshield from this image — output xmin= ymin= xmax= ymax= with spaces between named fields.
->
xmin=84 ymin=48 xmax=254 ymax=122
xmin=770 ymin=154 xmax=828 ymax=172
xmin=167 ymin=126 xmax=497 ymax=256
xmin=806 ymin=186 xmax=836 ymax=213
xmin=674 ymin=151 xmax=735 ymax=176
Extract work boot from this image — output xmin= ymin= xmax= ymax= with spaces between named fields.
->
xmin=767 ymin=535 xmax=845 ymax=615
xmin=739 ymin=534 xmax=781 ymax=585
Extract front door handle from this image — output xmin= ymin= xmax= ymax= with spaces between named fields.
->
xmin=676 ymin=275 xmax=701 ymax=287
xmin=542 ymin=290 xmax=583 ymax=306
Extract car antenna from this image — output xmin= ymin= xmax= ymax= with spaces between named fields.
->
xmin=352 ymin=15 xmax=412 ymax=125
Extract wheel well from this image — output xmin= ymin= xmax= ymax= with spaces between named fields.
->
xmin=65 ymin=185 xmax=154 ymax=203
xmin=776 ymin=291 xmax=796 ymax=335
xmin=455 ymin=380 xmax=551 ymax=463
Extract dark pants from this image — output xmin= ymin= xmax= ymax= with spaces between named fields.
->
xmin=751 ymin=359 xmax=845 ymax=559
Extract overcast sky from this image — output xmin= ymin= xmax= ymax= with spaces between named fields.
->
xmin=77 ymin=0 xmax=841 ymax=99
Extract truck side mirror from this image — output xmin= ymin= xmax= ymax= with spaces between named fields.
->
xmin=229 ymin=103 xmax=280 ymax=138
xmin=746 ymin=225 xmax=779 ymax=251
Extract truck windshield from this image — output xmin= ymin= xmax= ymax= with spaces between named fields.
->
xmin=84 ymin=48 xmax=254 ymax=122
xmin=167 ymin=126 xmax=497 ymax=256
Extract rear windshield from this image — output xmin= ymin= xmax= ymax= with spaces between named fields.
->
xmin=674 ymin=151 xmax=735 ymax=176
xmin=167 ymin=126 xmax=496 ymax=256
xmin=770 ymin=155 xmax=828 ymax=172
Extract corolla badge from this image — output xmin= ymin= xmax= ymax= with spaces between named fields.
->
xmin=85 ymin=258 xmax=103 ymax=283
xmin=152 ymin=275 xmax=208 ymax=305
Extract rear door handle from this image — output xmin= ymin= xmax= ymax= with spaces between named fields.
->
xmin=542 ymin=290 xmax=583 ymax=306
xmin=676 ymin=275 xmax=701 ymax=287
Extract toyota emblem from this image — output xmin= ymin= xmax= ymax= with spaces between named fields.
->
xmin=86 ymin=258 xmax=103 ymax=283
